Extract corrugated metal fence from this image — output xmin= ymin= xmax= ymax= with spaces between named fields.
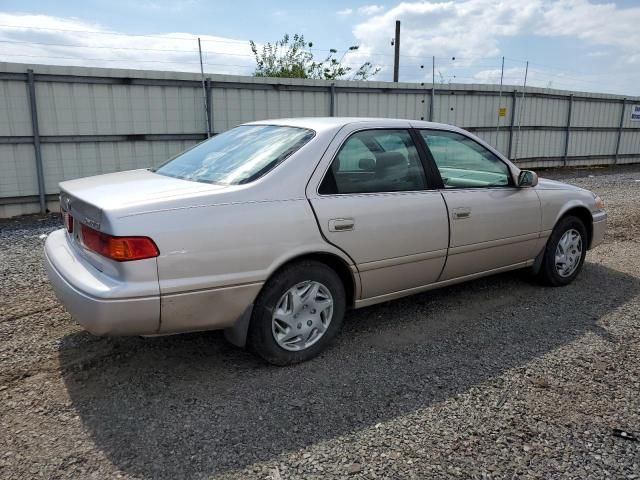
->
xmin=1 ymin=61 xmax=639 ymax=217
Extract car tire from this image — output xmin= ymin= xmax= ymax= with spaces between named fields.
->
xmin=247 ymin=260 xmax=346 ymax=365
xmin=538 ymin=215 xmax=588 ymax=287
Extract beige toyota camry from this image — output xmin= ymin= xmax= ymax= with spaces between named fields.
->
xmin=45 ymin=117 xmax=607 ymax=364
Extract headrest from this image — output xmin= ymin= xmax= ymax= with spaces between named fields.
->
xmin=358 ymin=157 xmax=376 ymax=171
xmin=375 ymin=152 xmax=406 ymax=172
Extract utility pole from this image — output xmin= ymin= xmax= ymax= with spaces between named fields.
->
xmin=393 ymin=20 xmax=400 ymax=82
xmin=198 ymin=37 xmax=211 ymax=138
xmin=430 ymin=56 xmax=435 ymax=121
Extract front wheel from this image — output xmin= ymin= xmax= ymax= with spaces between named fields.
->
xmin=247 ymin=260 xmax=346 ymax=365
xmin=538 ymin=215 xmax=587 ymax=286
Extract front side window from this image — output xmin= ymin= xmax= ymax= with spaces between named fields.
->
xmin=319 ymin=129 xmax=427 ymax=194
xmin=420 ymin=130 xmax=511 ymax=188
xmin=154 ymin=125 xmax=314 ymax=185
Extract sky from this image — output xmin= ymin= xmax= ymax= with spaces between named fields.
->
xmin=0 ymin=0 xmax=639 ymax=95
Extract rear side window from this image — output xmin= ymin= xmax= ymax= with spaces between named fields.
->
xmin=319 ymin=129 xmax=427 ymax=194
xmin=154 ymin=125 xmax=314 ymax=185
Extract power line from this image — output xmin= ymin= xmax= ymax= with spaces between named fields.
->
xmin=0 ymin=23 xmax=246 ymax=43
xmin=1 ymin=23 xmax=637 ymax=85
xmin=0 ymin=38 xmax=200 ymax=53
xmin=0 ymin=51 xmax=622 ymax=91
xmin=0 ymin=38 xmax=259 ymax=58
xmin=0 ymin=52 xmax=254 ymax=69
xmin=0 ymin=36 xmax=403 ymax=65
xmin=0 ymin=23 xmax=506 ymax=61
xmin=0 ymin=27 xmax=634 ymax=94
xmin=0 ymin=23 xmax=368 ymax=56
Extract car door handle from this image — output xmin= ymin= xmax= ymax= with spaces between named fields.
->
xmin=452 ymin=207 xmax=471 ymax=219
xmin=328 ymin=218 xmax=355 ymax=232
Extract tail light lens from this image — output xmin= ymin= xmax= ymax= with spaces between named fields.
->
xmin=80 ymin=224 xmax=159 ymax=262
xmin=62 ymin=210 xmax=73 ymax=233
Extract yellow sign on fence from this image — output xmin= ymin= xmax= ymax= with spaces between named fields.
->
xmin=499 ymin=107 xmax=507 ymax=117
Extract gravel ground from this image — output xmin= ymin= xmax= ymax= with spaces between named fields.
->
xmin=1 ymin=165 xmax=639 ymax=479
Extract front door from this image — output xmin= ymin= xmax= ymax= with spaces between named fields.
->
xmin=418 ymin=129 xmax=542 ymax=281
xmin=307 ymin=127 xmax=449 ymax=300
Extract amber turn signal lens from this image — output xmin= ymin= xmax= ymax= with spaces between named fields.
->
xmin=80 ymin=224 xmax=159 ymax=261
xmin=594 ymin=196 xmax=605 ymax=211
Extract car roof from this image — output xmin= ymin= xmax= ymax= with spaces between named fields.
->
xmin=242 ymin=117 xmax=462 ymax=134
xmin=241 ymin=116 xmax=516 ymax=173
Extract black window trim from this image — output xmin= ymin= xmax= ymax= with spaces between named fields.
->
xmin=408 ymin=128 xmax=445 ymax=189
xmin=316 ymin=127 xmax=440 ymax=197
xmin=414 ymin=128 xmax=516 ymax=189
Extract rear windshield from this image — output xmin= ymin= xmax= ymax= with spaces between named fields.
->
xmin=154 ymin=125 xmax=315 ymax=185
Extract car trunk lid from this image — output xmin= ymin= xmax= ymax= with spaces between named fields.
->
xmin=59 ymin=169 xmax=227 ymax=262
xmin=59 ymin=169 xmax=225 ymax=216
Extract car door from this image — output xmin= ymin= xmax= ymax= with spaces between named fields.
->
xmin=417 ymin=129 xmax=542 ymax=281
xmin=306 ymin=124 xmax=449 ymax=301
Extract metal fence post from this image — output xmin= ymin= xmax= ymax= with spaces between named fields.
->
xmin=206 ymin=78 xmax=213 ymax=135
xmin=507 ymin=90 xmax=517 ymax=160
xmin=563 ymin=94 xmax=573 ymax=167
xmin=26 ymin=69 xmax=46 ymax=214
xmin=615 ymin=98 xmax=626 ymax=165
xmin=329 ymin=83 xmax=336 ymax=117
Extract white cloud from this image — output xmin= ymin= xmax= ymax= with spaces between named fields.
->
xmin=345 ymin=0 xmax=640 ymax=94
xmin=1 ymin=2 xmax=639 ymax=95
xmin=350 ymin=1 xmax=537 ymax=64
xmin=336 ymin=8 xmax=354 ymax=17
xmin=0 ymin=13 xmax=255 ymax=75
xmin=538 ymin=0 xmax=640 ymax=57
xmin=358 ymin=5 xmax=385 ymax=16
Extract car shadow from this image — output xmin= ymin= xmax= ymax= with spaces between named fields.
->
xmin=58 ymin=263 xmax=639 ymax=479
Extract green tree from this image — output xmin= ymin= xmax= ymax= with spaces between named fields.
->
xmin=249 ymin=33 xmax=380 ymax=81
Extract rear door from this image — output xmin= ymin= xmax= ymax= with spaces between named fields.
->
xmin=417 ymin=129 xmax=541 ymax=280
xmin=306 ymin=123 xmax=449 ymax=301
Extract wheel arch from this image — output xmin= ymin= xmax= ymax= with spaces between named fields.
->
xmin=223 ymin=250 xmax=360 ymax=348
xmin=557 ymin=205 xmax=593 ymax=248
xmin=266 ymin=251 xmax=359 ymax=308
xmin=533 ymin=203 xmax=594 ymax=275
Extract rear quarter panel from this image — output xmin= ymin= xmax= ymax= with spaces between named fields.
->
xmin=125 ymin=198 xmax=354 ymax=333
xmin=149 ymin=198 xmax=349 ymax=293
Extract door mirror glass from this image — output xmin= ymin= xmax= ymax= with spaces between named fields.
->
xmin=518 ymin=170 xmax=538 ymax=187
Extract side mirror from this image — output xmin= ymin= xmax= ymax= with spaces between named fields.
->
xmin=518 ymin=170 xmax=538 ymax=187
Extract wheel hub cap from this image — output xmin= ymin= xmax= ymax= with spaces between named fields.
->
xmin=271 ymin=281 xmax=334 ymax=352
xmin=555 ymin=228 xmax=583 ymax=278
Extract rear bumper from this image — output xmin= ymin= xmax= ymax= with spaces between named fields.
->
xmin=590 ymin=211 xmax=607 ymax=249
xmin=44 ymin=229 xmax=160 ymax=335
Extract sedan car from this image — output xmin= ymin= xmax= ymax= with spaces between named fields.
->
xmin=45 ymin=117 xmax=607 ymax=364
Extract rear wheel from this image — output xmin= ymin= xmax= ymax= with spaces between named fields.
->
xmin=538 ymin=215 xmax=587 ymax=286
xmin=247 ymin=260 xmax=346 ymax=365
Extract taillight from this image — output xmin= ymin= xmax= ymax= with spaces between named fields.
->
xmin=63 ymin=210 xmax=73 ymax=233
xmin=80 ymin=224 xmax=159 ymax=262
